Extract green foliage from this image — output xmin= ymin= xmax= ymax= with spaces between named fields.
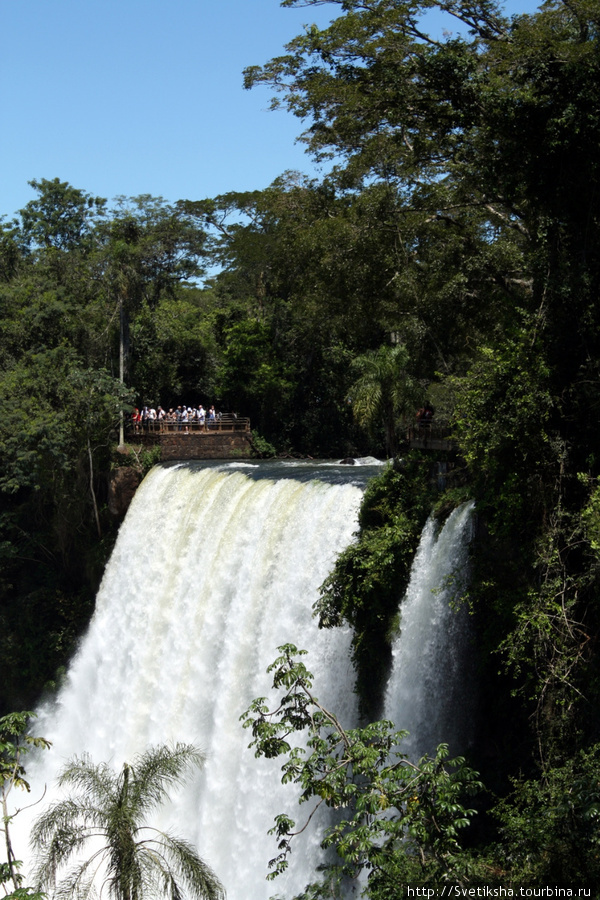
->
xmin=494 ymin=744 xmax=600 ymax=885
xmin=217 ymin=318 xmax=296 ymax=439
xmin=450 ymin=325 xmax=556 ymax=534
xmin=350 ymin=344 xmax=424 ymax=457
xmin=99 ymin=195 xmax=210 ymax=404
xmin=19 ymin=178 xmax=106 ymax=253
xmin=112 ymin=443 xmax=162 ymax=477
xmin=0 ymin=350 xmax=130 ymax=494
xmin=317 ymin=457 xmax=436 ymax=715
xmin=4 ymin=0 xmax=600 ymax=886
xmin=2 ymin=888 xmax=46 ymax=900
xmin=0 ymin=344 xmax=131 ymax=709
xmin=129 ymin=294 xmax=219 ymax=404
xmin=136 ymin=444 xmax=163 ymax=475
xmin=0 ymin=712 xmax=51 ymax=793
xmin=1 ymin=713 xmax=50 ymax=897
xmin=250 ymin=430 xmax=277 ymax=459
xmin=242 ymin=645 xmax=483 ymax=893
xmin=197 ymin=178 xmax=419 ymax=455
xmin=3 ymin=890 xmax=46 ymax=899
xmin=31 ymin=744 xmax=225 ymax=900
xmin=579 ymin=474 xmax=600 ymax=553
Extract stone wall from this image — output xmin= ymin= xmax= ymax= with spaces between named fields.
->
xmin=158 ymin=432 xmax=253 ymax=460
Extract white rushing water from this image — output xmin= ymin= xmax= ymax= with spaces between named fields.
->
xmin=384 ymin=501 xmax=476 ymax=760
xmin=14 ymin=463 xmax=477 ymax=899
xmin=17 ymin=461 xmax=370 ymax=900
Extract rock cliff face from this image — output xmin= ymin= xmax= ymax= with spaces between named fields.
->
xmin=108 ymin=466 xmax=141 ymax=518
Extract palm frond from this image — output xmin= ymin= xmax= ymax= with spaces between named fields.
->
xmin=58 ymin=754 xmax=118 ymax=807
xmin=31 ymin=744 xmax=219 ymax=900
xmin=158 ymin=832 xmax=225 ymax=900
xmin=127 ymin=743 xmax=205 ymax=816
xmin=53 ymin=850 xmax=106 ymax=900
xmin=137 ymin=831 xmax=225 ymax=900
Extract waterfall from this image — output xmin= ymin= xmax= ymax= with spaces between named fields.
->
xmin=384 ymin=501 xmax=476 ymax=760
xmin=12 ymin=463 xmax=478 ymax=898
xmin=15 ymin=461 xmax=377 ymax=900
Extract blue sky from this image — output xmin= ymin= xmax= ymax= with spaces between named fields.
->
xmin=1 ymin=0 xmax=540 ymax=221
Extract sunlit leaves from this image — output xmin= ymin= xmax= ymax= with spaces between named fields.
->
xmin=242 ymin=645 xmax=482 ymax=889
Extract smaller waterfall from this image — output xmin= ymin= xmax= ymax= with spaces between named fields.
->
xmin=384 ymin=502 xmax=476 ymax=760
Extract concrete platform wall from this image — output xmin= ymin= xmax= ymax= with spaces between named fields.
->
xmin=127 ymin=431 xmax=253 ymax=460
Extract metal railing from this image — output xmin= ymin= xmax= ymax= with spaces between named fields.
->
xmin=127 ymin=415 xmax=251 ymax=435
xmin=405 ymin=422 xmax=455 ymax=447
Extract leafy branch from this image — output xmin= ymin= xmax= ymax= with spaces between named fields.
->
xmin=241 ymin=644 xmax=483 ymax=888
xmin=1 ymin=713 xmax=51 ymax=898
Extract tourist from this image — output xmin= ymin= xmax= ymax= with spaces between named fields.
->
xmin=128 ymin=400 xmax=242 ymax=436
xmin=422 ymin=403 xmax=434 ymax=423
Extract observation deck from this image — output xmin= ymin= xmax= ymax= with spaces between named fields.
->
xmin=126 ymin=415 xmax=253 ymax=460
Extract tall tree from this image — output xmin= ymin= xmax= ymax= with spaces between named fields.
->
xmin=97 ymin=196 xmax=208 ymax=434
xmin=19 ymin=178 xmax=106 ymax=254
xmin=350 ymin=343 xmax=422 ymax=456
xmin=32 ymin=744 xmax=224 ymax=900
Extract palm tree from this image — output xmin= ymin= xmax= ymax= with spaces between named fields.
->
xmin=31 ymin=743 xmax=225 ymax=900
xmin=350 ymin=343 xmax=422 ymax=457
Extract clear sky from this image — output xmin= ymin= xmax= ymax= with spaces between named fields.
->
xmin=0 ymin=0 xmax=540 ymax=221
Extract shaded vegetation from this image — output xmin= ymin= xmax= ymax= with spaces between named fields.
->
xmin=317 ymin=455 xmax=437 ymax=717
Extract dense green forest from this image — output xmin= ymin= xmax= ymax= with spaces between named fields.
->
xmin=3 ymin=0 xmax=600 ymax=892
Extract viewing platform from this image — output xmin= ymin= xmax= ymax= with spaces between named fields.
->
xmin=126 ymin=415 xmax=253 ymax=460
xmin=405 ymin=422 xmax=457 ymax=453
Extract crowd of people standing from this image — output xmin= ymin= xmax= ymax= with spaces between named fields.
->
xmin=131 ymin=404 xmax=221 ymax=433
